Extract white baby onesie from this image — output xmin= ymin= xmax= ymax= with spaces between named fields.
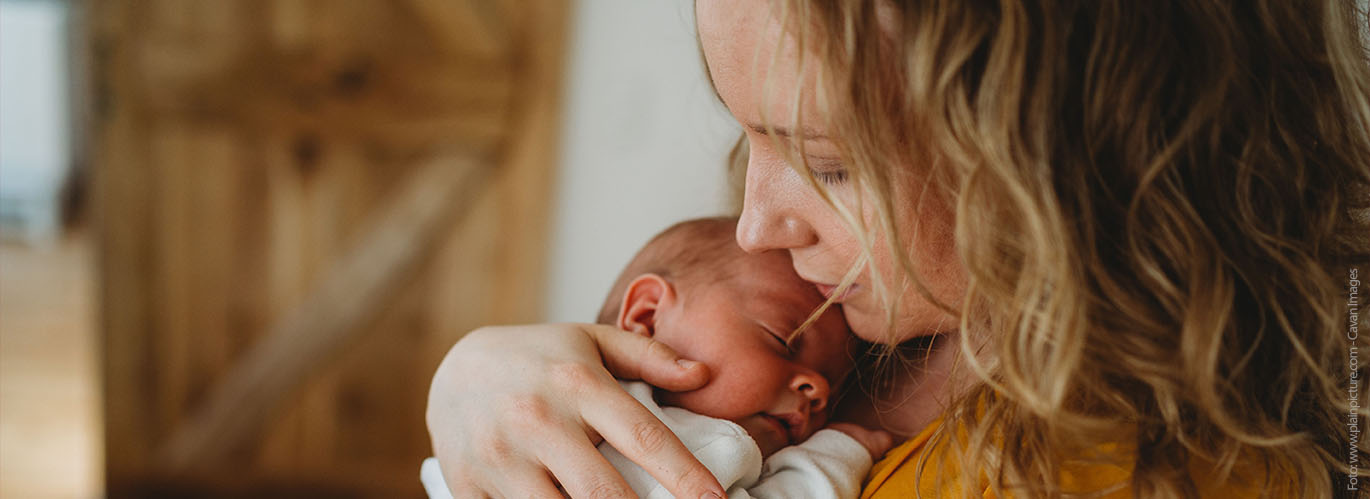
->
xmin=421 ymin=380 xmax=873 ymax=498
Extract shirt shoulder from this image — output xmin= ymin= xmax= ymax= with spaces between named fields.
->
xmin=862 ymin=419 xmax=1291 ymax=499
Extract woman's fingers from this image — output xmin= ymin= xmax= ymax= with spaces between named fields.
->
xmin=490 ymin=466 xmax=565 ymax=499
xmin=436 ymin=468 xmax=485 ymax=499
xmin=427 ymin=324 xmax=719 ymax=498
xmin=539 ymin=427 xmax=638 ymax=498
xmin=583 ymin=324 xmax=711 ymax=392
xmin=579 ymin=382 xmax=726 ymax=499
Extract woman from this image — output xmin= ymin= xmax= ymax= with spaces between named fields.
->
xmin=428 ymin=0 xmax=1370 ymax=497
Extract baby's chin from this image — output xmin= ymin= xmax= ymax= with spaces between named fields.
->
xmin=734 ymin=414 xmax=793 ymax=458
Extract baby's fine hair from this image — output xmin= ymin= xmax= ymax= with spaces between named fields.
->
xmin=596 ymin=217 xmax=742 ymax=325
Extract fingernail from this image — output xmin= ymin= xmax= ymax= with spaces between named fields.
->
xmin=677 ymin=359 xmax=700 ymax=369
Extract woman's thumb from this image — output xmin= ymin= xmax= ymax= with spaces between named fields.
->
xmin=584 ymin=324 xmax=711 ymax=391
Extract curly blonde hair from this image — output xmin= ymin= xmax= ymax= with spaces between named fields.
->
xmin=726 ymin=1 xmax=1370 ymax=497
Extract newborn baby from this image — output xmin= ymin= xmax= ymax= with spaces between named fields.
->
xmin=423 ymin=217 xmax=889 ymax=498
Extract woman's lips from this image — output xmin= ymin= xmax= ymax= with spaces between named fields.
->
xmin=813 ymin=282 xmax=858 ymax=302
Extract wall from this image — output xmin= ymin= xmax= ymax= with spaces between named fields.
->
xmin=545 ymin=0 xmax=739 ymax=322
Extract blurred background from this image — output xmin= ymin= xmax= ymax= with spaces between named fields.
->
xmin=0 ymin=0 xmax=738 ymax=497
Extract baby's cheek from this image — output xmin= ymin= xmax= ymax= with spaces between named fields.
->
xmin=664 ymin=373 xmax=769 ymax=419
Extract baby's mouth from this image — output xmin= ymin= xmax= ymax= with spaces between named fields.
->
xmin=761 ymin=414 xmax=793 ymax=445
xmin=768 ymin=412 xmax=808 ymax=445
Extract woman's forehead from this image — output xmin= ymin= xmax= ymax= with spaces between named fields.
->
xmin=696 ymin=0 xmax=828 ymax=137
xmin=696 ymin=0 xmax=774 ymax=69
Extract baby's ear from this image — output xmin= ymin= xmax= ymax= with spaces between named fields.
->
xmin=617 ymin=274 xmax=675 ymax=337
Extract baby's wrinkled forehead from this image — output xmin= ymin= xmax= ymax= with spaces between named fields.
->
xmin=603 ymin=216 xmax=849 ymax=349
xmin=646 ymin=221 xmax=854 ymax=377
xmin=635 ymin=218 xmax=743 ymax=277
xmin=599 ymin=217 xmax=746 ymax=324
xmin=724 ymin=253 xmax=855 ymax=352
xmin=620 ymin=217 xmax=811 ymax=292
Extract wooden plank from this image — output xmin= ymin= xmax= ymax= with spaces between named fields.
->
xmin=91 ymin=0 xmax=569 ymax=494
xmin=404 ymin=0 xmax=509 ymax=60
xmin=487 ymin=0 xmax=570 ymax=322
xmin=92 ymin=0 xmax=159 ymax=483
xmin=157 ymin=153 xmax=493 ymax=469
xmin=150 ymin=124 xmax=194 ymax=436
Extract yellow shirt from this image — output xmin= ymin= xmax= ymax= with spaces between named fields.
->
xmin=861 ymin=419 xmax=1286 ymax=498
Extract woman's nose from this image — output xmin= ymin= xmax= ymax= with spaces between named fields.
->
xmin=791 ymin=369 xmax=831 ymax=413
xmin=735 ymin=152 xmax=818 ymax=253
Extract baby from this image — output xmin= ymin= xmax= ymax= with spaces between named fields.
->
xmin=422 ymin=217 xmax=889 ymax=498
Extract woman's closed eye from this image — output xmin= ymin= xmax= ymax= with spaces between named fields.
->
xmin=812 ymin=169 xmax=848 ymax=185
xmin=806 ymin=158 xmax=849 ymax=185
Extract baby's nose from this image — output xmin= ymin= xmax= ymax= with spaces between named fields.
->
xmin=791 ymin=370 xmax=831 ymax=413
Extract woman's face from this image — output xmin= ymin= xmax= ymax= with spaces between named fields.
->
xmin=697 ymin=0 xmax=966 ymax=343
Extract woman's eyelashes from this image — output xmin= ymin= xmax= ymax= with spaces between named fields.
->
xmin=811 ymin=169 xmax=848 ymax=185
xmin=806 ymin=158 xmax=849 ymax=185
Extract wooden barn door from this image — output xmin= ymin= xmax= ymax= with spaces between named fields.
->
xmin=88 ymin=0 xmax=567 ymax=496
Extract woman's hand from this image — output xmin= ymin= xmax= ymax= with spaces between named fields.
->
xmin=426 ymin=323 xmax=729 ymax=498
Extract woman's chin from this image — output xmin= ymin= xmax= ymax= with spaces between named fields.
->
xmin=844 ymin=303 xmax=949 ymax=345
xmin=844 ymin=307 xmax=898 ymax=344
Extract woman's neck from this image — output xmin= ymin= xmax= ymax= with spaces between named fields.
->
xmin=834 ymin=332 xmax=967 ymax=439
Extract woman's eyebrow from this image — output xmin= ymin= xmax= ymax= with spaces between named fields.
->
xmin=746 ymin=123 xmax=828 ymax=140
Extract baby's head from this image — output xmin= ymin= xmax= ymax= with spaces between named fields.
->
xmin=599 ymin=217 xmax=855 ymax=457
